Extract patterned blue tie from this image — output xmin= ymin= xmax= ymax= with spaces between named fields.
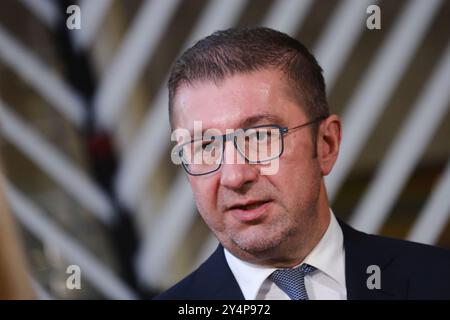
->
xmin=269 ymin=264 xmax=317 ymax=300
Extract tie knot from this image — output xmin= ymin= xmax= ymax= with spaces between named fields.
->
xmin=269 ymin=264 xmax=317 ymax=300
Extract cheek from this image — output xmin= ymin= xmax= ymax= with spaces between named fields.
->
xmin=272 ymin=149 xmax=321 ymax=204
xmin=191 ymin=182 xmax=229 ymax=235
xmin=189 ymin=177 xmax=220 ymax=217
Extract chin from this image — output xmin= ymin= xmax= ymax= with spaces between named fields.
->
xmin=231 ymin=231 xmax=288 ymax=255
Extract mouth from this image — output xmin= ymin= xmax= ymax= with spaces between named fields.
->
xmin=227 ymin=200 xmax=273 ymax=223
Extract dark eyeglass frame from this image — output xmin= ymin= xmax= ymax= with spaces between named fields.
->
xmin=178 ymin=115 xmax=328 ymax=176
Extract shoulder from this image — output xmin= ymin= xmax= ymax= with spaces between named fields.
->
xmin=372 ymin=234 xmax=450 ymax=298
xmin=153 ymin=269 xmax=198 ymax=300
xmin=355 ymin=226 xmax=450 ymax=267
xmin=153 ymin=245 xmax=244 ymax=300
xmin=368 ymin=232 xmax=450 ymax=276
xmin=340 ymin=219 xmax=450 ymax=265
xmin=153 ymin=251 xmax=218 ymax=300
xmin=341 ymin=221 xmax=450 ymax=298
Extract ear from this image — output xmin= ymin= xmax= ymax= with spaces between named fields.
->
xmin=316 ymin=115 xmax=341 ymax=176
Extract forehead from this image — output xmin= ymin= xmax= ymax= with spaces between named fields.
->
xmin=173 ymin=69 xmax=306 ymax=132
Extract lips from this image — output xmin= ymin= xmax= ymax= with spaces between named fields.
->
xmin=228 ymin=200 xmax=270 ymax=210
xmin=226 ymin=200 xmax=272 ymax=222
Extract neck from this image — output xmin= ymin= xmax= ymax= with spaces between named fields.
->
xmin=268 ymin=190 xmax=330 ymax=268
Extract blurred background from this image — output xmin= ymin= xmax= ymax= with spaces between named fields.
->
xmin=0 ymin=0 xmax=449 ymax=299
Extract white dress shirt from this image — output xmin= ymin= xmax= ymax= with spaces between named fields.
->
xmin=224 ymin=209 xmax=347 ymax=300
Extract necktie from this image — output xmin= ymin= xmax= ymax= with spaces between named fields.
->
xmin=269 ymin=264 xmax=317 ymax=300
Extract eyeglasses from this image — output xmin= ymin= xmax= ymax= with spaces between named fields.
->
xmin=177 ymin=116 xmax=328 ymax=176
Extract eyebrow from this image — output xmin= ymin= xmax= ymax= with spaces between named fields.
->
xmin=238 ymin=113 xmax=286 ymax=128
xmin=185 ymin=113 xmax=286 ymax=139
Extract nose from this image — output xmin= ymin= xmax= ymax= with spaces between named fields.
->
xmin=220 ymin=141 xmax=259 ymax=190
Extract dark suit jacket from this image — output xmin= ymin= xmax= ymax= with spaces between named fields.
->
xmin=155 ymin=220 xmax=450 ymax=299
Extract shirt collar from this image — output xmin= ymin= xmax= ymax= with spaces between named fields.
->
xmin=224 ymin=247 xmax=275 ymax=300
xmin=224 ymin=209 xmax=345 ymax=299
xmin=303 ymin=210 xmax=346 ymax=288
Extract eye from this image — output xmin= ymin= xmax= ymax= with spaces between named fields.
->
xmin=202 ymin=137 xmax=216 ymax=151
xmin=202 ymin=141 xmax=212 ymax=151
xmin=256 ymin=130 xmax=268 ymax=141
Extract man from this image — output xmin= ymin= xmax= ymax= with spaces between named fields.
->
xmin=156 ymin=27 xmax=450 ymax=300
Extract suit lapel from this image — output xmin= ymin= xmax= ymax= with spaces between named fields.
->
xmin=338 ymin=220 xmax=409 ymax=299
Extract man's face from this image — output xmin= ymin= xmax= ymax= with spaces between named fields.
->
xmin=173 ymin=69 xmax=332 ymax=265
